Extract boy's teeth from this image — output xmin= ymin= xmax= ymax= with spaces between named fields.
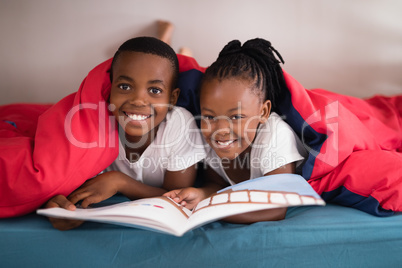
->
xmin=217 ymin=140 xmax=234 ymax=146
xmin=127 ymin=114 xmax=148 ymax=120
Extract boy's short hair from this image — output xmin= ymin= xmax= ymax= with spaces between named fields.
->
xmin=110 ymin=36 xmax=179 ymax=89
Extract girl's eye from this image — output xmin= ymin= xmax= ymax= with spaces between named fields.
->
xmin=202 ymin=115 xmax=215 ymax=121
xmin=118 ymin=84 xmax=131 ymax=91
xmin=149 ymin=87 xmax=162 ymax=94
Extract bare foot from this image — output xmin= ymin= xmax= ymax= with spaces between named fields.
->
xmin=157 ymin=20 xmax=174 ymax=45
xmin=178 ymin=47 xmax=193 ymax=57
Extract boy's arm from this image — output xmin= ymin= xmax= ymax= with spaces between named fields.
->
xmin=45 ymin=166 xmax=199 ymax=230
xmin=68 ymin=171 xmax=164 ymax=208
xmin=43 ymin=195 xmax=84 ymax=230
xmin=118 ymin=164 xmax=200 ymax=200
xmin=68 ymin=165 xmax=200 ymax=208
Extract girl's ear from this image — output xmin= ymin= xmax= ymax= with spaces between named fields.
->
xmin=169 ymin=88 xmax=180 ymax=110
xmin=259 ymin=99 xmax=271 ymax=123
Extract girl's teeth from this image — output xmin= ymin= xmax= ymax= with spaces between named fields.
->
xmin=217 ymin=140 xmax=234 ymax=146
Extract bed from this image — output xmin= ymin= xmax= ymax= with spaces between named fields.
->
xmin=1 ymin=194 xmax=402 ymax=267
xmin=1 ymin=54 xmax=401 ymax=267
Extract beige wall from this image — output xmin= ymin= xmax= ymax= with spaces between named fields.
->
xmin=0 ymin=0 xmax=401 ymax=105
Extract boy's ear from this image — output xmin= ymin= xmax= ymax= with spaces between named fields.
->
xmin=259 ymin=100 xmax=271 ymax=123
xmin=169 ymin=88 xmax=180 ymax=108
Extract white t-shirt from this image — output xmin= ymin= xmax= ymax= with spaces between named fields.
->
xmin=105 ymin=107 xmax=206 ymax=187
xmin=205 ymin=112 xmax=307 ymax=186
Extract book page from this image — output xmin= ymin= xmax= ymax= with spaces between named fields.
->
xmin=37 ymin=174 xmax=325 ymax=236
xmin=185 ymin=189 xmax=325 ymax=233
xmin=183 ymin=174 xmax=325 ymax=233
xmin=37 ymin=197 xmax=191 ymax=236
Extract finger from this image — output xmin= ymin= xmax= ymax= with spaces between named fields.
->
xmin=163 ymin=189 xmax=179 ymax=198
xmin=57 ymin=196 xmax=76 ymax=211
xmin=68 ymin=191 xmax=92 ymax=205
xmin=175 ymin=190 xmax=192 ymax=202
xmin=45 ymin=195 xmax=76 ymax=210
xmin=168 ymin=193 xmax=184 ymax=203
xmin=80 ymin=195 xmax=103 ymax=209
xmin=162 ymin=191 xmax=173 ymax=198
xmin=45 ymin=196 xmax=63 ymax=208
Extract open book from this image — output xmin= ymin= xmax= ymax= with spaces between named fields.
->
xmin=37 ymin=174 xmax=325 ymax=236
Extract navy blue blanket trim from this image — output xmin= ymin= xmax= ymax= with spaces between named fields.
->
xmin=321 ymin=186 xmax=394 ymax=217
xmin=176 ymin=69 xmax=203 ymax=120
xmin=275 ymin=89 xmax=327 ymax=180
xmin=3 ymin=120 xmax=17 ymax=128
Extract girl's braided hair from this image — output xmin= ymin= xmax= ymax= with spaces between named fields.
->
xmin=201 ymin=38 xmax=287 ymax=111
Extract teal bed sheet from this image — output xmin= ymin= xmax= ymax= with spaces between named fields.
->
xmin=1 ymin=195 xmax=402 ymax=268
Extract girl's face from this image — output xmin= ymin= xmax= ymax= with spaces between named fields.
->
xmin=109 ymin=51 xmax=179 ymax=142
xmin=200 ymin=77 xmax=271 ymax=160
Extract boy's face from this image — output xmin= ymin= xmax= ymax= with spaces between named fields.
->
xmin=109 ymin=51 xmax=179 ymax=141
xmin=200 ymin=78 xmax=270 ymax=160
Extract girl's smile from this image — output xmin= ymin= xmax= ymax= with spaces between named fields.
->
xmin=200 ymin=77 xmax=271 ymax=160
xmin=215 ymin=139 xmax=236 ymax=148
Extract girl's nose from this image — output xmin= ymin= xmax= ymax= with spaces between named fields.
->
xmin=215 ymin=117 xmax=232 ymax=134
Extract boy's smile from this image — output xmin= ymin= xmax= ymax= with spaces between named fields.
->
xmin=124 ymin=112 xmax=151 ymax=121
xmin=122 ymin=109 xmax=153 ymax=128
xmin=109 ymin=51 xmax=179 ymax=145
xmin=200 ymin=78 xmax=271 ymax=160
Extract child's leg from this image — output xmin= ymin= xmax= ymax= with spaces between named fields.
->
xmin=178 ymin=47 xmax=193 ymax=57
xmin=157 ymin=20 xmax=193 ymax=57
xmin=157 ymin=20 xmax=174 ymax=45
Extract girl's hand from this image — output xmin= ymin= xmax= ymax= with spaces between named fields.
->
xmin=44 ymin=195 xmax=84 ymax=230
xmin=163 ymin=187 xmax=205 ymax=209
xmin=68 ymin=172 xmax=125 ymax=208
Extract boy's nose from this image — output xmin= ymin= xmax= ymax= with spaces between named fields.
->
xmin=128 ymin=90 xmax=148 ymax=106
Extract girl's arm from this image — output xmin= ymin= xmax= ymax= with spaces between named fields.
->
xmin=164 ymin=166 xmax=229 ymax=209
xmin=162 ymin=164 xmax=197 ymax=191
xmin=199 ymin=166 xmax=230 ymax=197
xmin=222 ymin=162 xmax=296 ymax=224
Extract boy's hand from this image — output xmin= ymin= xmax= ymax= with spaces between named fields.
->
xmin=44 ymin=195 xmax=84 ymax=231
xmin=68 ymin=172 xmax=123 ymax=208
xmin=163 ymin=187 xmax=205 ymax=209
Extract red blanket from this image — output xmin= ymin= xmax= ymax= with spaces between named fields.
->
xmin=278 ymin=72 xmax=402 ymax=215
xmin=1 ymin=55 xmax=401 ymax=217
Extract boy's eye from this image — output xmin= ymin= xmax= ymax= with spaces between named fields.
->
xmin=230 ymin=115 xmax=243 ymax=120
xmin=149 ymin=87 xmax=162 ymax=94
xmin=118 ymin=84 xmax=131 ymax=91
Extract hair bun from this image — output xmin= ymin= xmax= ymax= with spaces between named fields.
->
xmin=217 ymin=38 xmax=284 ymax=64
xmin=243 ymin=38 xmax=272 ymax=49
xmin=243 ymin=38 xmax=284 ymax=64
xmin=218 ymin=40 xmax=242 ymax=58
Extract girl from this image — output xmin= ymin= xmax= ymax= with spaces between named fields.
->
xmin=45 ymin=37 xmax=206 ymax=230
xmin=165 ymin=38 xmax=307 ymax=223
